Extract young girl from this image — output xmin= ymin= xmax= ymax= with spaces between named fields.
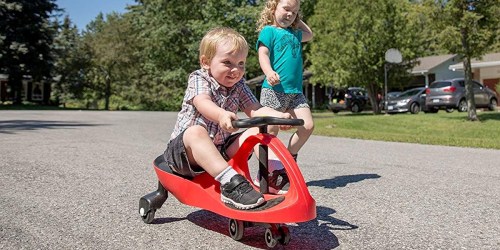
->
xmin=255 ymin=0 xmax=314 ymax=194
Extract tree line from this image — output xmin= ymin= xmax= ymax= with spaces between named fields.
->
xmin=1 ymin=0 xmax=499 ymax=119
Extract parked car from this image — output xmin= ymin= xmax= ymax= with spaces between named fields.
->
xmin=329 ymin=87 xmax=369 ymax=113
xmin=387 ymin=91 xmax=402 ymax=100
xmin=425 ymin=78 xmax=498 ymax=112
xmin=386 ymin=87 xmax=429 ymax=114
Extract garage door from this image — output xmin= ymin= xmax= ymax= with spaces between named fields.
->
xmin=484 ymin=78 xmax=499 ymax=106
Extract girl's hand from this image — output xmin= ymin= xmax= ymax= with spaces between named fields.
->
xmin=266 ymin=71 xmax=280 ymax=86
xmin=279 ymin=112 xmax=292 ymax=130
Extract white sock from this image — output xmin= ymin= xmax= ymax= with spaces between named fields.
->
xmin=215 ymin=166 xmax=238 ymax=185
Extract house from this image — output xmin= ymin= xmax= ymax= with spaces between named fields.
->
xmin=411 ymin=53 xmax=500 ymax=97
xmin=410 ymin=54 xmax=463 ymax=87
xmin=448 ymin=52 xmax=500 ymax=95
xmin=0 ymin=74 xmax=51 ymax=104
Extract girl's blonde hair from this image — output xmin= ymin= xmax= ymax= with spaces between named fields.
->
xmin=256 ymin=0 xmax=302 ymax=32
xmin=199 ymin=27 xmax=249 ymax=67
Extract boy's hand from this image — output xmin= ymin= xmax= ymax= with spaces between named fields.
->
xmin=219 ymin=111 xmax=238 ymax=133
xmin=266 ymin=71 xmax=280 ymax=86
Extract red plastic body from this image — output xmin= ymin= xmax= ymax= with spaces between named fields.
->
xmin=153 ymin=132 xmax=316 ymax=223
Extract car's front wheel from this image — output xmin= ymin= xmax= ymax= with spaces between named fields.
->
xmin=458 ymin=99 xmax=468 ymax=112
xmin=410 ymin=103 xmax=420 ymax=114
xmin=351 ymin=103 xmax=361 ymax=113
xmin=488 ymin=98 xmax=497 ymax=111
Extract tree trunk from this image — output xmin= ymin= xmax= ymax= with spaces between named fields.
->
xmin=367 ymin=83 xmax=381 ymax=114
xmin=460 ymin=27 xmax=478 ymax=121
xmin=105 ymin=77 xmax=111 ymax=110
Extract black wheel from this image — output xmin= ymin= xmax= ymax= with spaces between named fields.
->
xmin=445 ymin=107 xmax=454 ymax=113
xmin=140 ymin=209 xmax=156 ymax=224
xmin=488 ymin=99 xmax=497 ymax=111
xmin=458 ymin=99 xmax=467 ymax=112
xmin=265 ymin=228 xmax=278 ymax=248
xmin=351 ymin=103 xmax=360 ymax=113
xmin=229 ymin=219 xmax=244 ymax=241
xmin=278 ymin=225 xmax=291 ymax=245
xmin=410 ymin=103 xmax=420 ymax=114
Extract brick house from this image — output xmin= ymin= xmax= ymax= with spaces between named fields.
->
xmin=0 ymin=74 xmax=51 ymax=104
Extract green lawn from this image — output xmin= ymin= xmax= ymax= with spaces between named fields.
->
xmin=313 ymin=110 xmax=500 ymax=150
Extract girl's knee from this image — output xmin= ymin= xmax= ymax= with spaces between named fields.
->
xmin=302 ymin=120 xmax=314 ymax=133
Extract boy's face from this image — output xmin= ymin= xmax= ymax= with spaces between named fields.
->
xmin=201 ymin=41 xmax=247 ymax=88
xmin=274 ymin=0 xmax=299 ymax=28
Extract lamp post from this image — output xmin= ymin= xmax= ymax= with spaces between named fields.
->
xmin=384 ymin=48 xmax=402 ymax=113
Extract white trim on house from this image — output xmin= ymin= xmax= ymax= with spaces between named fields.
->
xmin=449 ymin=61 xmax=500 ymax=71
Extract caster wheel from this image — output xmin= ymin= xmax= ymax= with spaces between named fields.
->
xmin=229 ymin=219 xmax=244 ymax=241
xmin=278 ymin=226 xmax=291 ymax=245
xmin=140 ymin=208 xmax=156 ymax=224
xmin=265 ymin=228 xmax=278 ymax=248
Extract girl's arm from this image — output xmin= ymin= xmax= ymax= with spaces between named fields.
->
xmin=297 ymin=20 xmax=313 ymax=42
xmin=258 ymin=44 xmax=280 ymax=86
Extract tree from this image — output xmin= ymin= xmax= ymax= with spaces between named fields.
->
xmin=51 ymin=15 xmax=88 ymax=106
xmin=0 ymin=0 xmax=58 ymax=104
xmin=127 ymin=0 xmax=263 ymax=110
xmin=433 ymin=0 xmax=500 ymax=121
xmin=307 ymin=0 xmax=428 ymax=113
xmin=82 ymin=12 xmax=136 ymax=110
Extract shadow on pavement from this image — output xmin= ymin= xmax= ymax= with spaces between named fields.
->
xmin=184 ymin=205 xmax=357 ymax=249
xmin=307 ymin=173 xmax=381 ymax=189
xmin=0 ymin=120 xmax=105 ymax=134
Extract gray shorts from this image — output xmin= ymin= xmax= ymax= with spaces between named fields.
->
xmin=163 ymin=130 xmax=244 ymax=178
xmin=260 ymin=88 xmax=310 ymax=112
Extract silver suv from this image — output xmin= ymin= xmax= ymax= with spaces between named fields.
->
xmin=425 ymin=78 xmax=498 ymax=112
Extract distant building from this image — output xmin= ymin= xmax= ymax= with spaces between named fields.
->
xmin=410 ymin=54 xmax=463 ymax=87
xmin=411 ymin=53 xmax=500 ymax=97
xmin=448 ymin=52 xmax=500 ymax=94
xmin=0 ymin=74 xmax=51 ymax=104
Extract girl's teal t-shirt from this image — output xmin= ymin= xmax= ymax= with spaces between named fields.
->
xmin=256 ymin=26 xmax=303 ymax=94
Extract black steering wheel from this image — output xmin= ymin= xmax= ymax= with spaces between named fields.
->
xmin=232 ymin=116 xmax=304 ymax=128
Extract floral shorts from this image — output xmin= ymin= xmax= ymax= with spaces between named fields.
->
xmin=260 ymin=88 xmax=310 ymax=112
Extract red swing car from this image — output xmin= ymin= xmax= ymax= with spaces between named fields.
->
xmin=139 ymin=117 xmax=316 ymax=248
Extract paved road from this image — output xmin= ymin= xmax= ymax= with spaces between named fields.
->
xmin=1 ymin=110 xmax=499 ymax=249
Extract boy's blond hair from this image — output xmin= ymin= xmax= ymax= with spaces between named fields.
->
xmin=256 ymin=0 xmax=302 ymax=32
xmin=199 ymin=27 xmax=249 ymax=67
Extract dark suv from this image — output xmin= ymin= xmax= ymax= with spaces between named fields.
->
xmin=425 ymin=78 xmax=498 ymax=112
xmin=329 ymin=87 xmax=369 ymax=113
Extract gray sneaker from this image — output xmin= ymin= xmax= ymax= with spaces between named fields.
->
xmin=253 ymin=169 xmax=290 ymax=195
xmin=221 ymin=174 xmax=265 ymax=210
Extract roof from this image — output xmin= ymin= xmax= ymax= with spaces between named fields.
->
xmin=411 ymin=54 xmax=457 ymax=75
xmin=449 ymin=52 xmax=500 ymax=71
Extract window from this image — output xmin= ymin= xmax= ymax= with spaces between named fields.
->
xmin=32 ymin=83 xmax=43 ymax=101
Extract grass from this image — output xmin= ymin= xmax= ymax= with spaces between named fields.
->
xmin=312 ymin=110 xmax=500 ymax=150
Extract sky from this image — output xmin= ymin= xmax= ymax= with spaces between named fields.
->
xmin=56 ymin=0 xmax=135 ymax=31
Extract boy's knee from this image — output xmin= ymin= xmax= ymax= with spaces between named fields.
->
xmin=184 ymin=125 xmax=209 ymax=141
